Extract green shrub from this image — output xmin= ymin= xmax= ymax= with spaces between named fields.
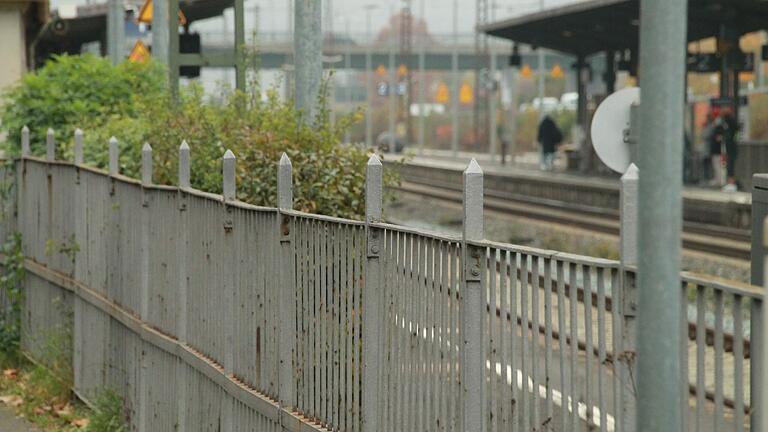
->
xmin=0 ymin=54 xmax=165 ymax=158
xmin=2 ymin=54 xmax=397 ymax=220
xmin=82 ymin=77 xmax=396 ymax=219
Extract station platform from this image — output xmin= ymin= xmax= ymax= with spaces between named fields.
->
xmin=387 ymin=149 xmax=752 ymax=232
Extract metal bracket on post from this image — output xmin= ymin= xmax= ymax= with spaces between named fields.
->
xmin=108 ymin=137 xmax=119 ymax=196
xmin=461 ymin=158 xmax=484 ymax=432
xmin=74 ymin=129 xmax=83 ymax=185
xmin=362 ymin=154 xmax=382 ymax=432
xmin=277 ymin=152 xmax=296 ymax=413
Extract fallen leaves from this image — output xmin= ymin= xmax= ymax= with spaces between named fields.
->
xmin=2 ymin=369 xmax=18 ymax=380
xmin=0 ymin=394 xmax=23 ymax=407
xmin=70 ymin=417 xmax=90 ymax=427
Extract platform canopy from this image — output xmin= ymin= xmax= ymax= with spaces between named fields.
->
xmin=479 ymin=0 xmax=768 ymax=57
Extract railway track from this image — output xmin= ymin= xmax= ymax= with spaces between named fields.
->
xmin=394 ymin=179 xmax=751 ymax=261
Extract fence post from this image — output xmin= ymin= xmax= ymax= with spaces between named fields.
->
xmin=175 ymin=141 xmax=190 ymax=432
xmin=179 ymin=140 xmax=190 ymax=189
xmin=619 ymin=163 xmax=638 ymax=432
xmin=46 ymin=128 xmax=55 ymax=162
xmin=108 ymin=137 xmax=119 ymax=176
xmin=223 ymin=149 xmax=236 ymax=202
xmin=74 ymin=129 xmax=83 ymax=165
xmin=221 ymin=149 xmax=236 ymax=432
xmin=141 ymin=143 xmax=153 ymax=186
xmin=461 ymin=158 xmax=484 ymax=432
xmin=362 ymin=154 xmax=382 ymax=432
xmin=138 ymin=141 xmax=153 ymax=432
xmin=757 ymin=216 xmax=768 ymax=432
xmin=21 ymin=126 xmax=29 ymax=157
xmin=277 ymin=153 xmax=296 ymax=413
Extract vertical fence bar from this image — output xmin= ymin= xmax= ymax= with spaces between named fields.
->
xmin=636 ymin=0 xmax=687 ymax=429
xmin=73 ymin=129 xmax=83 ymax=165
xmin=108 ymin=137 xmax=119 ymax=176
xmin=461 ymin=159 xmax=484 ymax=432
xmin=46 ymin=128 xmax=55 ymax=161
xmin=176 ymin=141 xmax=190 ymax=432
xmin=21 ymin=126 xmax=30 ymax=157
xmin=362 ymin=154 xmax=383 ymax=432
xmin=277 ymin=153 xmax=297 ymax=412
xmin=619 ymin=163 xmax=638 ymax=432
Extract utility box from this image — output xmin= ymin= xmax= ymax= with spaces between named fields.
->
xmin=751 ymin=173 xmax=768 ymax=285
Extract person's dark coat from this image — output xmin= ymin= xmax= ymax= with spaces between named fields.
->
xmin=537 ymin=116 xmax=563 ymax=154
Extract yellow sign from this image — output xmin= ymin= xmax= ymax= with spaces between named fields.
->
xmin=137 ymin=0 xmax=187 ymax=25
xmin=435 ymin=82 xmax=449 ymax=104
xmin=128 ymin=40 xmax=150 ymax=63
xmin=550 ymin=63 xmax=564 ymax=79
xmin=520 ymin=64 xmax=533 ymax=78
xmin=459 ymin=82 xmax=473 ymax=105
xmin=375 ymin=65 xmax=387 ymax=77
xmin=397 ymin=64 xmax=409 ymax=77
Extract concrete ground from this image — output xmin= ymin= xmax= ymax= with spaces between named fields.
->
xmin=0 ymin=406 xmax=39 ymax=431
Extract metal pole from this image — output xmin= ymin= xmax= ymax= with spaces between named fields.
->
xmin=365 ymin=5 xmax=375 ymax=149
xmin=151 ymin=0 xmax=169 ymax=64
xmin=620 ymin=163 xmax=639 ymax=432
xmin=489 ymin=46 xmax=497 ymax=162
xmin=294 ymin=0 xmax=323 ymax=123
xmin=451 ymin=0 xmax=459 ymax=157
xmin=537 ymin=0 xmax=545 ymax=122
xmin=277 ymin=153 xmax=297 ymax=410
xmin=417 ymin=0 xmax=426 ymax=154
xmin=234 ymin=0 xmax=246 ymax=91
xmin=344 ymin=18 xmax=352 ymax=144
xmin=505 ymin=67 xmax=518 ymax=164
xmin=388 ymin=6 xmax=397 ymax=154
xmin=107 ymin=0 xmax=124 ymax=64
xmin=168 ymin=0 xmax=180 ymax=97
xmin=636 ymin=0 xmax=687 ymax=431
xmin=362 ymin=154 xmax=383 ymax=432
xmin=461 ymin=159 xmax=484 ymax=432
xmin=758 ymin=219 xmax=768 ymax=432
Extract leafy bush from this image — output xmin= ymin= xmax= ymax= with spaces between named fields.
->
xmin=2 ymin=55 xmax=396 ymax=220
xmin=0 ymin=54 xmax=165 ymax=158
xmin=81 ymin=76 xmax=396 ymax=219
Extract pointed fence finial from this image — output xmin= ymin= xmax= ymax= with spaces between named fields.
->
xmin=366 ymin=154 xmax=383 ymax=222
xmin=620 ymin=163 xmax=639 ymax=267
xmin=109 ymin=136 xmax=119 ymax=175
xmin=46 ymin=128 xmax=55 ymax=161
xmin=179 ymin=140 xmax=190 ymax=188
xmin=74 ymin=128 xmax=84 ymax=165
xmin=21 ymin=126 xmax=30 ymax=157
xmin=463 ymin=158 xmax=483 ymax=241
xmin=223 ymin=149 xmax=236 ymax=201
xmin=142 ymin=143 xmax=153 ymax=186
xmin=277 ymin=152 xmax=293 ymax=209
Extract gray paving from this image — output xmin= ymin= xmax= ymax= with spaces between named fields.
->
xmin=0 ymin=406 xmax=39 ymax=431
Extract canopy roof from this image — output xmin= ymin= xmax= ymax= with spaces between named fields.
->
xmin=480 ymin=0 xmax=768 ymax=56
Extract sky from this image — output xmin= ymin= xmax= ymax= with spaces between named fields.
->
xmin=52 ymin=0 xmax=585 ymax=37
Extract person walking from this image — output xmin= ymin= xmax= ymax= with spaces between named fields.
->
xmin=721 ymin=110 xmax=739 ymax=191
xmin=537 ymin=115 xmax=563 ymax=171
xmin=701 ymin=112 xmax=717 ymax=182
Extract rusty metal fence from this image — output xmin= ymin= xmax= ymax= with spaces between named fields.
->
xmin=4 ymin=128 xmax=764 ymax=431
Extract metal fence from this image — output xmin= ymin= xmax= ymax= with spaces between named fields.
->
xmin=5 ymin=128 xmax=764 ymax=431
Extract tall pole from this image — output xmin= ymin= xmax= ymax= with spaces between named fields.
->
xmin=388 ymin=4 xmax=397 ymax=153
xmin=344 ymin=17 xmax=352 ymax=144
xmin=365 ymin=5 xmax=377 ymax=149
xmin=636 ymin=1 xmax=687 ymax=431
xmin=451 ymin=0 xmax=459 ymax=157
xmin=537 ymin=0 xmax=546 ymax=122
xmin=294 ymin=0 xmax=323 ymax=123
xmin=417 ymin=0 xmax=426 ymax=154
xmin=107 ymin=0 xmax=125 ymax=64
xmin=234 ymin=0 xmax=246 ymax=91
xmin=489 ymin=46 xmax=497 ymax=162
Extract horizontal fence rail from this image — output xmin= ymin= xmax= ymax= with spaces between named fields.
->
xmin=4 ymin=128 xmax=765 ymax=431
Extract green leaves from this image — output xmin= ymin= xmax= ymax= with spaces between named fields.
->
xmin=0 ymin=232 xmax=25 ymax=353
